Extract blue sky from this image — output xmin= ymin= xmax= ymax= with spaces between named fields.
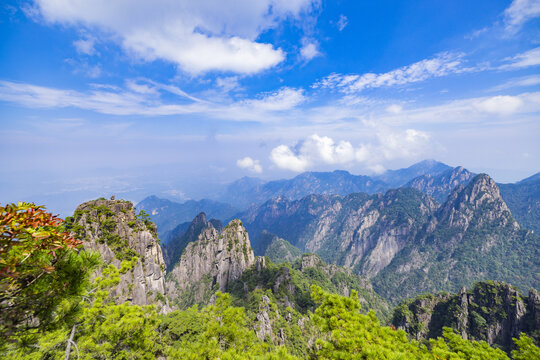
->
xmin=1 ymin=0 xmax=539 ymax=215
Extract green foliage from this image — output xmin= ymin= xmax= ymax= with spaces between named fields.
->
xmin=0 ymin=202 xmax=99 ymax=346
xmin=265 ymin=238 xmax=302 ymax=263
xmin=4 ymin=263 xmax=164 ymax=360
xmin=164 ymin=292 xmax=297 ymax=359
xmin=512 ymin=334 xmax=540 ymax=360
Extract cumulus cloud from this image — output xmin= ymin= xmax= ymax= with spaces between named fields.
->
xmin=504 ymin=0 xmax=540 ymax=33
xmin=314 ymin=52 xmax=467 ymax=93
xmin=236 ymin=157 xmax=262 ymax=173
xmin=269 ymin=131 xmax=430 ymax=172
xmin=32 ymin=0 xmax=319 ymax=74
xmin=300 ymin=38 xmax=320 ymax=61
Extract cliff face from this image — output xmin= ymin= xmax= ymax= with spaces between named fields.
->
xmin=392 ymin=281 xmax=539 ymax=352
xmin=163 ymin=212 xmax=223 ymax=270
xmin=66 ymin=198 xmax=167 ymax=310
xmin=166 ymin=219 xmax=255 ymax=307
xmin=240 ymin=188 xmax=437 ymax=278
xmin=374 ymin=175 xmax=539 ymax=303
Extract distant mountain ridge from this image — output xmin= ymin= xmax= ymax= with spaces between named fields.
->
xmin=235 ymin=174 xmax=539 ymax=303
xmin=218 ymin=160 xmax=450 ymax=208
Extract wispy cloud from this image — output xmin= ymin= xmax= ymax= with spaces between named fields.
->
xmin=240 ymin=87 xmax=306 ymax=111
xmin=337 ymin=15 xmax=348 ymax=31
xmin=501 ymin=47 xmax=540 ymax=69
xmin=31 ymin=0 xmax=320 ymax=74
xmin=503 ymin=0 xmax=540 ymax=34
xmin=313 ymin=52 xmax=468 ymax=93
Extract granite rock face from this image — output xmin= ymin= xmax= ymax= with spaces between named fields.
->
xmin=166 ymin=219 xmax=255 ymax=306
xmin=67 ymin=198 xmax=168 ymax=310
xmin=392 ymin=281 xmax=539 ymax=352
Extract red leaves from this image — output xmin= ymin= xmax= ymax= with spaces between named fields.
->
xmin=0 ymin=202 xmax=83 ymax=286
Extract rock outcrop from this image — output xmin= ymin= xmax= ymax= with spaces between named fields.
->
xmin=66 ymin=198 xmax=168 ymax=310
xmin=166 ymin=219 xmax=255 ymax=307
xmin=392 ymin=281 xmax=539 ymax=352
xmin=163 ymin=212 xmax=223 ymax=270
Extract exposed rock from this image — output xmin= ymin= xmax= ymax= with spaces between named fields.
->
xmin=163 ymin=212 xmax=223 ymax=270
xmin=66 ymin=198 xmax=168 ymax=311
xmin=166 ymin=219 xmax=255 ymax=307
xmin=392 ymin=281 xmax=539 ymax=352
xmin=374 ymin=174 xmax=538 ymax=303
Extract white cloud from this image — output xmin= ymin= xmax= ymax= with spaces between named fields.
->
xmin=269 ymin=131 xmax=429 ymax=172
xmin=236 ymin=157 xmax=263 ymax=173
xmin=73 ymin=37 xmax=97 ymax=55
xmin=503 ymin=47 xmax=540 ymax=68
xmin=242 ymin=87 xmax=305 ymax=111
xmin=474 ymin=95 xmax=524 ymax=115
xmin=32 ymin=0 xmax=318 ymax=74
xmin=300 ymin=39 xmax=320 ymax=61
xmin=504 ymin=0 xmax=540 ymax=33
xmin=270 ymin=145 xmax=310 ymax=172
xmin=490 ymin=74 xmax=540 ymax=91
xmin=386 ymin=104 xmax=403 ymax=114
xmin=216 ymin=77 xmax=242 ymax=93
xmin=314 ymin=52 xmax=467 ymax=93
xmin=337 ymin=14 xmax=348 ymax=31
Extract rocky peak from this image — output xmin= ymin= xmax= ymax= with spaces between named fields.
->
xmin=406 ymin=166 xmax=475 ymax=203
xmin=163 ymin=212 xmax=220 ymax=270
xmin=66 ymin=198 xmax=167 ymax=310
xmin=437 ymin=174 xmax=517 ymax=231
xmin=166 ymin=219 xmax=255 ymax=307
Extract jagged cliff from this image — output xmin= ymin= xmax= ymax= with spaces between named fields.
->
xmin=65 ymin=198 xmax=168 ymax=310
xmin=162 ymin=212 xmax=223 ymax=270
xmin=374 ymin=174 xmax=539 ymax=302
xmin=392 ymin=281 xmax=539 ymax=352
xmin=240 ymin=188 xmax=438 ymax=278
xmin=166 ymin=219 xmax=255 ymax=307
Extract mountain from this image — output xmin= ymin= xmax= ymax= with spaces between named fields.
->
xmin=136 ymin=195 xmax=238 ymax=239
xmin=162 ymin=212 xmax=223 ymax=270
xmin=166 ymin=219 xmax=256 ymax=308
xmin=219 ymin=170 xmax=388 ymax=209
xmin=64 ymin=197 xmax=168 ymax=310
xmin=238 ymin=188 xmax=438 ymax=277
xmin=263 ymin=236 xmax=302 ymax=263
xmin=499 ymin=171 xmax=540 ymax=234
xmin=406 ymin=166 xmax=476 ymax=203
xmin=374 ymin=174 xmax=539 ymax=303
xmin=392 ymin=281 xmax=539 ymax=352
xmin=236 ymin=174 xmax=539 ymax=304
xmin=374 ymin=159 xmax=452 ymax=188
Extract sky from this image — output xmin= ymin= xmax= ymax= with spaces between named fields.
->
xmin=1 ymin=0 xmax=539 ymax=215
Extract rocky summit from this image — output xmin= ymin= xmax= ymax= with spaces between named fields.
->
xmin=166 ymin=219 xmax=255 ymax=307
xmin=65 ymin=198 xmax=168 ymax=310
